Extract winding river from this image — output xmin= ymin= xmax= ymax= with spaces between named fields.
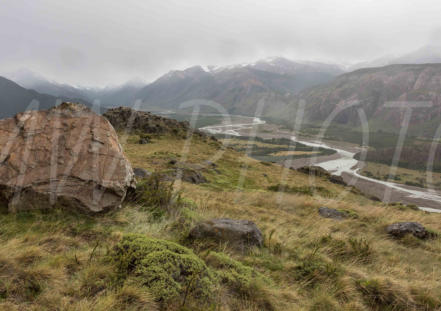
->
xmin=201 ymin=116 xmax=441 ymax=213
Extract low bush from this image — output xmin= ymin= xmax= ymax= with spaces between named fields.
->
xmin=127 ymin=173 xmax=183 ymax=219
xmin=110 ymin=234 xmax=217 ymax=307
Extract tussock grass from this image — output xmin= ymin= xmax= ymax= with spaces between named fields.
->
xmin=1 ymin=134 xmax=441 ymax=310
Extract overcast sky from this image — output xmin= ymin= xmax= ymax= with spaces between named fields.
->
xmin=1 ymin=0 xmax=441 ymax=86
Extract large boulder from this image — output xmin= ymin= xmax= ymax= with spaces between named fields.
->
xmin=386 ymin=222 xmax=432 ymax=239
xmin=0 ymin=102 xmax=135 ymax=213
xmin=189 ymin=218 xmax=263 ymax=249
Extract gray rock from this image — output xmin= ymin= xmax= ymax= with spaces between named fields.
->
xmin=133 ymin=167 xmax=151 ymax=179
xmin=162 ymin=168 xmax=208 ymax=184
xmin=179 ymin=169 xmax=207 ymax=184
xmin=386 ymin=222 xmax=432 ymax=239
xmin=204 ymin=160 xmax=217 ymax=168
xmin=0 ymin=102 xmax=135 ymax=213
xmin=189 ymin=218 xmax=263 ymax=249
xmin=318 ymin=207 xmax=347 ymax=220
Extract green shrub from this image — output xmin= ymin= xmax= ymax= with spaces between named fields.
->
xmin=128 ymin=173 xmax=182 ymax=219
xmin=110 ymin=234 xmax=217 ymax=305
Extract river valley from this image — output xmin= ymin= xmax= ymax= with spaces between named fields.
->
xmin=200 ymin=115 xmax=441 ymax=212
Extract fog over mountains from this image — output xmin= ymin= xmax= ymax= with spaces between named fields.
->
xmin=349 ymin=44 xmax=441 ymax=70
xmin=0 ymin=76 xmax=92 ymax=119
xmin=3 ymin=57 xmax=344 ymax=112
xmin=2 ymin=45 xmax=441 ymax=136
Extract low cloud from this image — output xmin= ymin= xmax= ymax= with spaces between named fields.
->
xmin=1 ymin=0 xmax=440 ymax=86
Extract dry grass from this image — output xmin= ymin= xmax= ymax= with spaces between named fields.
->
xmin=1 ymin=134 xmax=441 ymax=310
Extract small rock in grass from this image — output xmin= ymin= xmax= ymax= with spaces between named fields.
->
xmin=386 ymin=222 xmax=433 ymax=240
xmin=133 ymin=167 xmax=151 ymax=179
xmin=318 ymin=207 xmax=347 ymax=220
xmin=189 ymin=218 xmax=263 ymax=249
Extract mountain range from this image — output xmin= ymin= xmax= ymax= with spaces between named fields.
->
xmin=4 ymin=57 xmax=343 ymax=115
xmin=2 ymin=45 xmax=441 ymax=136
xmin=0 ymin=77 xmax=91 ymax=119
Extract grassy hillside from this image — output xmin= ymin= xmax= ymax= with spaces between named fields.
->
xmin=1 ymin=134 xmax=441 ymax=310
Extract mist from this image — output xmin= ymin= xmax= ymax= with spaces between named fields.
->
xmin=1 ymin=0 xmax=441 ymax=86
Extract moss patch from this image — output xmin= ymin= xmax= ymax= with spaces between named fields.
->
xmin=110 ymin=234 xmax=217 ymax=305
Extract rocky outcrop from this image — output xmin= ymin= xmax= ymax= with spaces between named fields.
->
xmin=103 ymin=106 xmax=204 ymax=137
xmin=386 ymin=222 xmax=433 ymax=239
xmin=0 ymin=102 xmax=135 ymax=213
xmin=318 ymin=207 xmax=348 ymax=220
xmin=189 ymin=218 xmax=263 ymax=249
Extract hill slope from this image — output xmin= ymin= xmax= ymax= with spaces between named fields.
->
xmin=295 ymin=64 xmax=441 ymax=137
xmin=0 ymin=76 xmax=93 ymax=118
xmin=0 ymin=76 xmax=63 ymax=118
xmin=1 ymin=126 xmax=441 ymax=310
